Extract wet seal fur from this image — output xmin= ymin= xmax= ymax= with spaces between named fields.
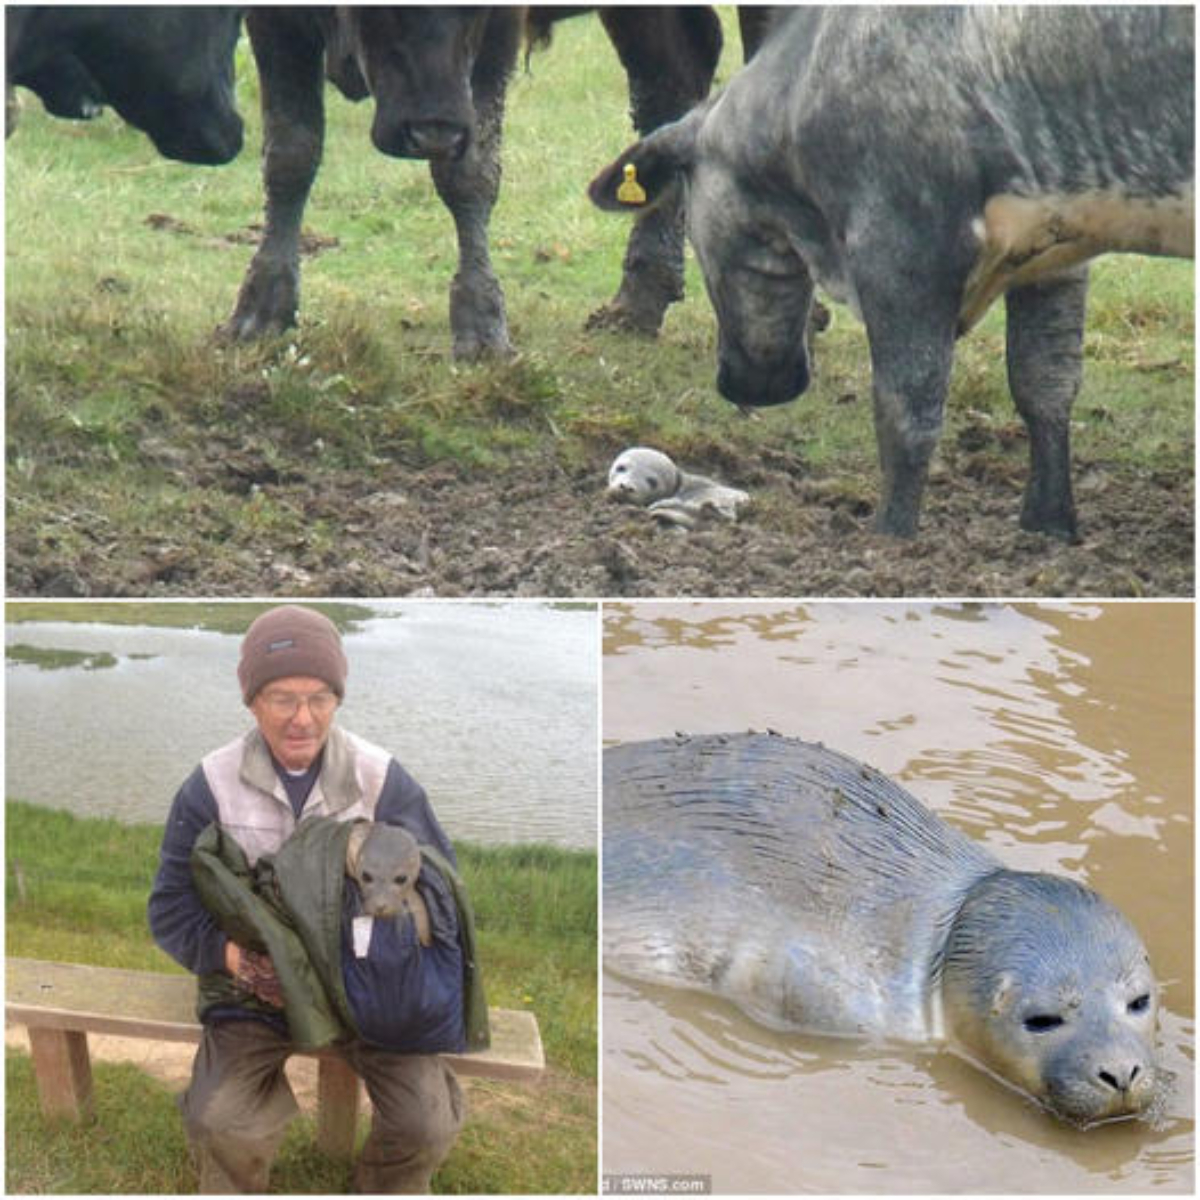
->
xmin=607 ymin=446 xmax=749 ymax=529
xmin=345 ymin=822 xmax=431 ymax=946
xmin=604 ymin=732 xmax=1167 ymax=1127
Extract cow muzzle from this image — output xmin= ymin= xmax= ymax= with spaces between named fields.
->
xmin=716 ymin=348 xmax=810 ymax=409
xmin=372 ymin=117 xmax=471 ymax=162
xmin=151 ymin=110 xmax=244 ymax=166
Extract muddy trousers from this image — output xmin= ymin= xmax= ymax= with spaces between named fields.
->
xmin=180 ymin=1018 xmax=465 ymax=1194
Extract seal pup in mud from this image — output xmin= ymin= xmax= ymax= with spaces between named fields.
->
xmin=346 ymin=822 xmax=431 ymax=946
xmin=607 ymin=446 xmax=749 ymax=528
xmin=604 ymin=733 xmax=1164 ymax=1126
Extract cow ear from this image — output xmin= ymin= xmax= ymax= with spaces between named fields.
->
xmin=588 ymin=107 xmax=703 ymax=215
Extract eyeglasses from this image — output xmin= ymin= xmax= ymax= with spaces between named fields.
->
xmin=259 ymin=690 xmax=339 ymax=718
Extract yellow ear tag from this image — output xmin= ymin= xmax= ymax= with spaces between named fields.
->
xmin=616 ymin=163 xmax=647 ymax=206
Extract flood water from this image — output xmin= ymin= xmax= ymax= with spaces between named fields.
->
xmin=602 ymin=602 xmax=1193 ymax=1193
xmin=6 ymin=603 xmax=598 ymax=849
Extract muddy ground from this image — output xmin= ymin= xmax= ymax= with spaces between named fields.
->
xmin=9 ymin=431 xmax=1192 ymax=598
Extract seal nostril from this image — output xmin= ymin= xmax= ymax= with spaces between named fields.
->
xmin=1098 ymin=1070 xmax=1120 ymax=1091
xmin=1129 ymin=1064 xmax=1140 ymax=1083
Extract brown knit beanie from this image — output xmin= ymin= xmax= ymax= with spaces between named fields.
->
xmin=238 ymin=605 xmax=348 ymax=704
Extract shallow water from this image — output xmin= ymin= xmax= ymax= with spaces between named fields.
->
xmin=6 ymin=603 xmax=598 ymax=849
xmin=602 ymin=601 xmax=1193 ymax=1193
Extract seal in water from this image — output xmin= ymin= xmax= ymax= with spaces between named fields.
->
xmin=607 ymin=446 xmax=749 ymax=528
xmin=604 ymin=732 xmax=1163 ymax=1126
xmin=346 ymin=822 xmax=431 ymax=945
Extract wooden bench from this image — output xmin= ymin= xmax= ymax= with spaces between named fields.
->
xmin=7 ymin=957 xmax=544 ymax=1159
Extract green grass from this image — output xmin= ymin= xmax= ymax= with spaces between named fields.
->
xmin=5 ymin=644 xmax=119 ymax=670
xmin=6 ymin=801 xmax=596 ymax=1193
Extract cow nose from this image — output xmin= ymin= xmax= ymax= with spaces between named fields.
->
xmin=407 ymin=121 xmax=469 ymax=159
xmin=717 ymin=347 xmax=810 ymax=409
xmin=154 ymin=111 xmax=244 ymax=166
xmin=375 ymin=117 xmax=470 ymax=160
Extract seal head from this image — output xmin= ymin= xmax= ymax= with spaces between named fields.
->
xmin=607 ymin=446 xmax=682 ymax=505
xmin=346 ymin=823 xmax=422 ymax=918
xmin=940 ymin=870 xmax=1160 ymax=1126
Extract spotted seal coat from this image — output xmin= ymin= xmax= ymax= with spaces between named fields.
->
xmin=607 ymin=446 xmax=749 ymax=528
xmin=346 ymin=822 xmax=431 ymax=945
xmin=604 ymin=732 xmax=1164 ymax=1126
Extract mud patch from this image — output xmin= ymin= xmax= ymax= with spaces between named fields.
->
xmin=144 ymin=212 xmax=340 ymax=256
xmin=7 ymin=441 xmax=1191 ymax=598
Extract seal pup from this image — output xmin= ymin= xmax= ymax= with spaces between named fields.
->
xmin=607 ymin=446 xmax=749 ymax=528
xmin=604 ymin=733 xmax=1165 ymax=1127
xmin=345 ymin=822 xmax=431 ymax=946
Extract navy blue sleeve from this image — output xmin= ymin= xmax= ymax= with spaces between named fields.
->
xmin=147 ymin=765 xmax=229 ymax=975
xmin=376 ymin=759 xmax=458 ymax=869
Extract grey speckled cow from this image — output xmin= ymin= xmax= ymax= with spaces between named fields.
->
xmin=591 ymin=7 xmax=1194 ymax=540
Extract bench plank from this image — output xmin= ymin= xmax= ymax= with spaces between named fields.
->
xmin=6 ymin=958 xmax=544 ymax=1078
xmin=10 ymin=959 xmax=203 ymax=1042
xmin=7 ymin=957 xmax=545 ymax=1160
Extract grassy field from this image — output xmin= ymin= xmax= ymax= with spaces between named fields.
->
xmin=6 ymin=801 xmax=596 ymax=1194
xmin=6 ymin=13 xmax=1193 ymax=597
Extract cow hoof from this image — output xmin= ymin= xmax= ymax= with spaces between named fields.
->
xmin=1020 ymin=513 xmax=1081 ymax=544
xmin=584 ymin=301 xmax=663 ymax=338
xmin=215 ymin=313 xmax=294 ymax=344
xmin=451 ymin=336 xmax=515 ymax=363
xmin=872 ymin=510 xmax=919 ymax=539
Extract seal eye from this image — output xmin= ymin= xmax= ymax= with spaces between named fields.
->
xmin=1128 ymin=994 xmax=1151 ymax=1015
xmin=1023 ymin=1014 xmax=1065 ymax=1033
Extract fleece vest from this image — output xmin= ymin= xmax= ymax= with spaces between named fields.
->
xmin=202 ymin=725 xmax=391 ymax=866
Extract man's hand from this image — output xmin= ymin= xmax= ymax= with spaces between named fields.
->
xmin=225 ymin=942 xmax=285 ymax=1008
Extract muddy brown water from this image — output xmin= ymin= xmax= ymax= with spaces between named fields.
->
xmin=602 ymin=602 xmax=1193 ymax=1193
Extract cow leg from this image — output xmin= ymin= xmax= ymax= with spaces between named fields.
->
xmin=856 ymin=265 xmax=959 ymax=538
xmin=737 ymin=7 xmax=778 ymax=59
xmin=587 ymin=8 xmax=723 ymax=336
xmin=1005 ymin=268 xmax=1089 ymax=542
xmin=223 ymin=12 xmax=325 ymax=340
xmin=427 ymin=12 xmax=518 ymax=360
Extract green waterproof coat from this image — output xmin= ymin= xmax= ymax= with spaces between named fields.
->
xmin=189 ymin=816 xmax=489 ymax=1052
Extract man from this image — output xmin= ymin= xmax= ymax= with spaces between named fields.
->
xmin=148 ymin=605 xmax=464 ymax=1193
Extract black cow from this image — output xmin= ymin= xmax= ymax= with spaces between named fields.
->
xmin=9 ymin=53 xmax=104 ymax=125
xmin=6 ymin=6 xmax=245 ymax=165
xmin=592 ymin=7 xmax=1194 ymax=539
xmin=223 ymin=7 xmax=523 ymax=359
xmin=224 ymin=6 xmax=771 ymax=358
